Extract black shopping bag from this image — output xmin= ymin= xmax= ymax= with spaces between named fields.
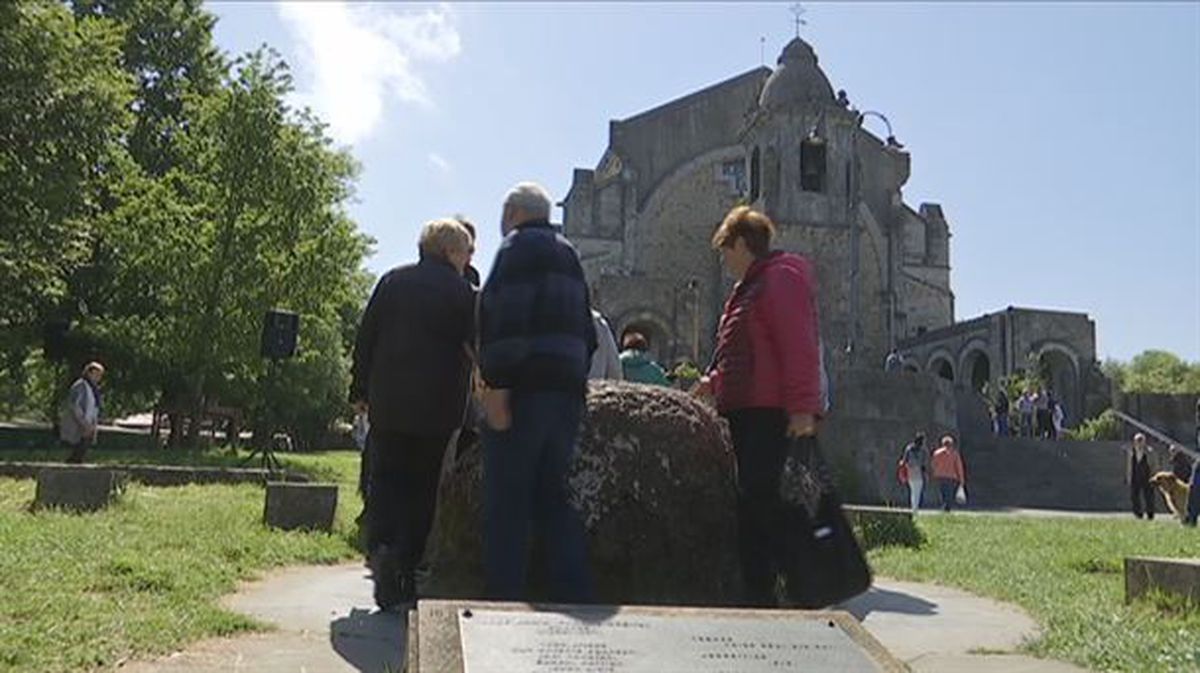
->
xmin=776 ymin=435 xmax=872 ymax=609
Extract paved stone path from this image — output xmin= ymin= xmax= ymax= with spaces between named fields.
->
xmin=843 ymin=579 xmax=1089 ymax=672
xmin=119 ymin=564 xmax=404 ymax=673
xmin=120 ymin=563 xmax=1090 ymax=673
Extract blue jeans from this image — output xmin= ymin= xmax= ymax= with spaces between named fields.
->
xmin=938 ymin=478 xmax=959 ymax=512
xmin=1187 ymin=462 xmax=1200 ymax=526
xmin=994 ymin=415 xmax=1009 ymax=437
xmin=483 ymin=391 xmax=593 ymax=603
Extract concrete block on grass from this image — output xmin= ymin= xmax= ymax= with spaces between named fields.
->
xmin=844 ymin=504 xmax=923 ymax=549
xmin=264 ymin=482 xmax=338 ymax=532
xmin=35 ymin=467 xmax=127 ymax=512
xmin=1125 ymin=556 xmax=1200 ymax=607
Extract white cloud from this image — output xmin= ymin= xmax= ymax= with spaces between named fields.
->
xmin=428 ymin=152 xmax=452 ymax=173
xmin=277 ymin=2 xmax=461 ymax=145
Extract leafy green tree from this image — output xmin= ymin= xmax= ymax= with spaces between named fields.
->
xmin=72 ymin=0 xmax=224 ymax=175
xmin=1 ymin=5 xmax=371 ymax=448
xmin=1100 ymin=358 xmax=1127 ymax=392
xmin=0 ymin=1 xmax=132 ymax=347
xmin=86 ymin=50 xmax=371 ymax=446
xmin=1110 ymin=350 xmax=1200 ymax=395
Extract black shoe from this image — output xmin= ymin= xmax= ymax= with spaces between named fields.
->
xmin=369 ymin=547 xmax=418 ymax=611
xmin=369 ymin=546 xmax=402 ymax=611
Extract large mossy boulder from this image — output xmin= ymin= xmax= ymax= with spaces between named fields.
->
xmin=425 ymin=381 xmax=741 ymax=605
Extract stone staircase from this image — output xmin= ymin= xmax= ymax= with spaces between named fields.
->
xmin=961 ymin=437 xmax=1131 ymax=511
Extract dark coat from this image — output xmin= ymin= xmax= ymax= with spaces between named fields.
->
xmin=351 ymin=257 xmax=475 ymax=436
xmin=479 ymin=220 xmax=596 ymax=395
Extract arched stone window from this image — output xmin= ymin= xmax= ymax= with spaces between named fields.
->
xmin=960 ymin=349 xmax=991 ymax=392
xmin=763 ymin=147 xmax=780 ymax=205
xmin=800 ymin=135 xmax=826 ymax=193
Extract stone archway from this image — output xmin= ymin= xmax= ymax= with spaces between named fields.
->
xmin=961 ymin=348 xmax=991 ymax=392
xmin=616 ymin=311 xmax=674 ymax=364
xmin=930 ymin=356 xmax=955 ymax=382
xmin=1036 ymin=344 xmax=1080 ymax=426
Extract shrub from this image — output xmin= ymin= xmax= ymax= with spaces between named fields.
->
xmin=1066 ymin=409 xmax=1122 ymax=441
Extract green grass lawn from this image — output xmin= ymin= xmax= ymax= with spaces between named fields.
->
xmin=869 ymin=514 xmax=1200 ymax=673
xmin=0 ymin=449 xmax=364 ymax=673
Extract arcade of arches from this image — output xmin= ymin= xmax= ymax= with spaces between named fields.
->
xmin=898 ymin=308 xmax=1098 ymax=425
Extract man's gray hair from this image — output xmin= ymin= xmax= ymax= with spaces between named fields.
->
xmin=503 ymin=182 xmax=553 ymax=220
xmin=418 ymin=218 xmax=471 ymax=261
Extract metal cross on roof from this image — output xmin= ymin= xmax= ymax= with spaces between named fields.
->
xmin=789 ymin=3 xmax=807 ymax=38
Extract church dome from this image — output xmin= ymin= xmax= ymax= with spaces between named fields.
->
xmin=758 ymin=38 xmax=835 ymax=110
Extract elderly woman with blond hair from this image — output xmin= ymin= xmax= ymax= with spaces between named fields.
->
xmin=350 ymin=217 xmax=476 ymax=610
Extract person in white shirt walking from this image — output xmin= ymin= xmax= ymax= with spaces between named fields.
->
xmin=899 ymin=433 xmax=928 ymax=513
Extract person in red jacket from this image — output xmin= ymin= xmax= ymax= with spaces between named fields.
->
xmin=694 ymin=205 xmax=823 ymax=607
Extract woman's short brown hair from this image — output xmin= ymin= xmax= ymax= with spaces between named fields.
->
xmin=622 ymin=332 xmax=649 ymax=352
xmin=711 ymin=206 xmax=775 ymax=257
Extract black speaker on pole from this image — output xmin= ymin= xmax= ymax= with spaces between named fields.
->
xmin=260 ymin=310 xmax=299 ymax=359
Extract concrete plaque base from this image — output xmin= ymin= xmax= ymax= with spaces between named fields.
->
xmin=405 ymin=600 xmax=904 ymax=673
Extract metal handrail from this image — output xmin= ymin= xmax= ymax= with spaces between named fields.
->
xmin=1110 ymin=409 xmax=1199 ymax=461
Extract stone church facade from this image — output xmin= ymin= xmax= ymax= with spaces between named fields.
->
xmin=561 ymin=37 xmax=1098 ymax=422
xmin=562 ymin=38 xmax=953 ymax=372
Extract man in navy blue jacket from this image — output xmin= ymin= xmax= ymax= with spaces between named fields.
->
xmin=478 ymin=182 xmax=596 ymax=602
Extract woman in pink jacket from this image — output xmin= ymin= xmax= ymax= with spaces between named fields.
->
xmin=931 ymin=435 xmax=967 ymax=511
xmin=695 ymin=206 xmax=823 ymax=607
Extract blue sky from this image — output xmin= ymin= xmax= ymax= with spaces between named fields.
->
xmin=208 ymin=2 xmax=1200 ymax=362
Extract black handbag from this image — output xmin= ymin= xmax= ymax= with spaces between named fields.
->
xmin=776 ymin=435 xmax=873 ymax=609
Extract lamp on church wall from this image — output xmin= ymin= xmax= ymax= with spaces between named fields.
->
xmin=857 ymin=110 xmax=902 ymax=149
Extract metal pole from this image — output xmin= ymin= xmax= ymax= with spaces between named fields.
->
xmin=690 ymin=279 xmax=701 ymax=363
xmin=848 ymin=121 xmax=861 ymax=366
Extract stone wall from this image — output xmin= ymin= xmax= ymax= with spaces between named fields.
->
xmin=589 ymin=146 xmax=743 ymax=365
xmin=821 ymin=369 xmax=957 ymax=505
xmin=610 ymin=68 xmax=770 ymax=210
xmin=1117 ymin=392 xmax=1200 ymax=448
xmin=0 ymin=423 xmax=154 ymax=452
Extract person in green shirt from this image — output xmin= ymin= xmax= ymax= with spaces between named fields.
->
xmin=618 ymin=332 xmax=670 ymax=386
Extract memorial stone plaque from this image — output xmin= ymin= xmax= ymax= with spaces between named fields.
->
xmin=457 ymin=607 xmax=887 ymax=673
